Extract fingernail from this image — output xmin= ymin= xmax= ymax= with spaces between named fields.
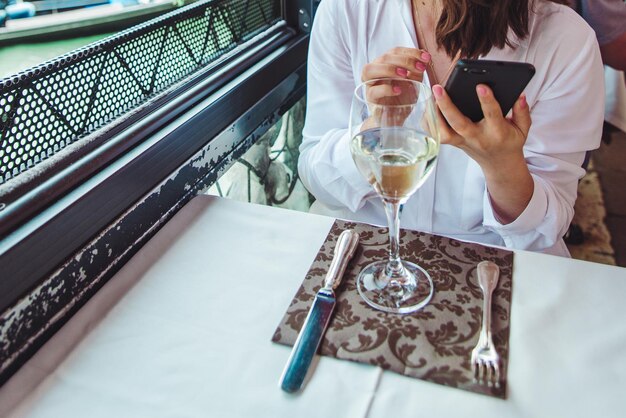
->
xmin=421 ymin=52 xmax=431 ymax=61
xmin=477 ymin=85 xmax=488 ymax=97
xmin=415 ymin=61 xmax=427 ymax=71
xmin=519 ymin=93 xmax=527 ymax=108
xmin=393 ymin=86 xmax=402 ymax=94
xmin=432 ymin=85 xmax=443 ymax=99
xmin=396 ymin=68 xmax=409 ymax=77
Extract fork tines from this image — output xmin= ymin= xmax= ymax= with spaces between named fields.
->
xmin=471 ymin=351 xmax=501 ymax=387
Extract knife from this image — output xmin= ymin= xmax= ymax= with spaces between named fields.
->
xmin=279 ymin=229 xmax=360 ymax=393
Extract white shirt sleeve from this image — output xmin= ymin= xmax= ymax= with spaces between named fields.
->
xmin=482 ymin=27 xmax=605 ymax=252
xmin=298 ymin=0 xmax=373 ymax=212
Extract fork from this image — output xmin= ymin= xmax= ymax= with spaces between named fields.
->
xmin=471 ymin=261 xmax=501 ymax=387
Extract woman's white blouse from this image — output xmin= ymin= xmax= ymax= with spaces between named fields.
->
xmin=298 ymin=0 xmax=605 ymax=256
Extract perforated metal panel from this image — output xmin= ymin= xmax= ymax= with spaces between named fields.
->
xmin=0 ymin=0 xmax=281 ymax=185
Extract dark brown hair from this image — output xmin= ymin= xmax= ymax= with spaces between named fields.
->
xmin=436 ymin=0 xmax=569 ymax=59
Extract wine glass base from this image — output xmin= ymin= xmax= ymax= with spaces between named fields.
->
xmin=356 ymin=260 xmax=434 ymax=314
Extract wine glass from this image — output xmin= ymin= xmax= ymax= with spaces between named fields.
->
xmin=349 ymin=78 xmax=440 ymax=314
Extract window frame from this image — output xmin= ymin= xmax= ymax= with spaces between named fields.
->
xmin=0 ymin=0 xmax=311 ymax=385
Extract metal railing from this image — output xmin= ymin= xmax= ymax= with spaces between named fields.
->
xmin=0 ymin=0 xmax=309 ymax=386
xmin=0 ymin=0 xmax=281 ymax=185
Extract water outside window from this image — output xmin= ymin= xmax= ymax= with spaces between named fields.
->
xmin=0 ymin=33 xmax=114 ymax=78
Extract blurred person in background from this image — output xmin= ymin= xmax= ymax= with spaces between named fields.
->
xmin=563 ymin=0 xmax=626 ymax=244
xmin=567 ymin=0 xmax=626 ymax=72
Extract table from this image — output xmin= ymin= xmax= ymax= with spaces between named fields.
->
xmin=1 ymin=195 xmax=625 ymax=418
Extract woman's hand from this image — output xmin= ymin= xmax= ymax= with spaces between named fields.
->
xmin=361 ymin=47 xmax=430 ymax=107
xmin=433 ymin=83 xmax=534 ymax=224
xmin=361 ymin=47 xmax=430 ymax=83
xmin=360 ymin=48 xmax=431 ymax=128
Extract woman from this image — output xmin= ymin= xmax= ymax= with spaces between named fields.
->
xmin=298 ymin=0 xmax=604 ymax=256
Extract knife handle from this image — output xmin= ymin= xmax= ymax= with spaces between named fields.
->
xmin=323 ymin=230 xmax=360 ymax=290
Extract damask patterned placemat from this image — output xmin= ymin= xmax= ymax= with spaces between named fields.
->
xmin=272 ymin=219 xmax=514 ymax=398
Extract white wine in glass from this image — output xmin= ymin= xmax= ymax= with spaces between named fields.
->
xmin=349 ymin=79 xmax=439 ymax=314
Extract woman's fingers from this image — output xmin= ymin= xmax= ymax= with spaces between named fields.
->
xmin=365 ymin=83 xmax=401 ymax=102
xmin=477 ymin=85 xmax=531 ymax=140
xmin=475 ymin=84 xmax=503 ymax=123
xmin=432 ymin=85 xmax=476 ymax=137
xmin=361 ymin=63 xmax=423 ymax=82
xmin=434 ymin=106 xmax=462 ymax=146
xmin=510 ymin=94 xmax=531 ymax=137
xmin=365 ymin=79 xmax=422 ymax=105
xmin=377 ymin=47 xmax=431 ymax=67
xmin=362 ymin=48 xmax=430 ymax=82
xmin=376 ymin=52 xmax=428 ymax=73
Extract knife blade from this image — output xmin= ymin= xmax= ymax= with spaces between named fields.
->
xmin=279 ymin=229 xmax=360 ymax=393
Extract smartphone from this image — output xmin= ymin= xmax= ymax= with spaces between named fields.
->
xmin=444 ymin=59 xmax=535 ymax=122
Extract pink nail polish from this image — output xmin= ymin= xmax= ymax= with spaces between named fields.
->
xmin=519 ymin=94 xmax=527 ymax=108
xmin=477 ymin=85 xmax=487 ymax=97
xmin=396 ymin=68 xmax=409 ymax=77
xmin=415 ymin=62 xmax=426 ymax=71
xmin=432 ymin=85 xmax=443 ymax=98
xmin=421 ymin=52 xmax=431 ymax=61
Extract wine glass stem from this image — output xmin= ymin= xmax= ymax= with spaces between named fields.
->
xmin=383 ymin=200 xmax=405 ymax=278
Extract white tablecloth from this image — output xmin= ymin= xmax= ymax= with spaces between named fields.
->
xmin=1 ymin=196 xmax=625 ymax=418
